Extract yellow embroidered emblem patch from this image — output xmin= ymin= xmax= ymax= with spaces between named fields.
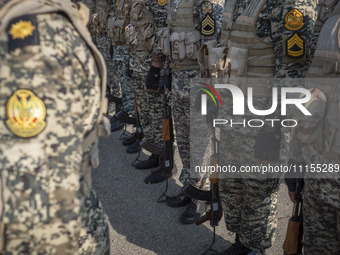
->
xmin=9 ymin=20 xmax=36 ymax=40
xmin=285 ymin=9 xmax=304 ymax=31
xmin=286 ymin=33 xmax=305 ymax=58
xmin=201 ymin=14 xmax=215 ymax=36
xmin=201 ymin=1 xmax=213 ymax=14
xmin=158 ymin=0 xmax=167 ymax=6
xmin=6 ymin=89 xmax=46 ymax=138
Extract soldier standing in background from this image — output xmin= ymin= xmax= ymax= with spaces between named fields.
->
xmin=160 ymin=0 xmax=226 ymax=224
xmin=95 ymin=0 xmax=124 ymax=132
xmin=0 ymin=0 xmax=110 ymax=254
xmin=107 ymin=0 xmax=136 ymax=132
xmin=123 ymin=0 xmax=167 ymax=169
xmin=217 ymin=0 xmax=318 ymax=254
xmin=286 ymin=1 xmax=340 ymax=254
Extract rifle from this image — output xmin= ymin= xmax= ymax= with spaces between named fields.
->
xmin=283 ymin=178 xmax=303 ymax=255
xmin=182 ymin=127 xmax=222 ymax=255
xmin=156 ymin=90 xmax=174 ymax=202
xmin=115 ymin=111 xmax=136 ymax=125
xmin=131 ymin=94 xmax=143 ymax=166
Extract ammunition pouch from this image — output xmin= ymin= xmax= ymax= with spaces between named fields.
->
xmin=170 ymin=31 xmax=201 ymax=69
xmin=156 ymin=27 xmax=171 ymax=56
xmin=198 ymin=42 xmax=228 ymax=78
xmin=125 ymin=22 xmax=155 ymax=51
xmin=108 ymin=16 xmax=127 ymax=45
xmin=125 ymin=0 xmax=155 ymax=51
xmin=98 ymin=9 xmax=108 ymax=35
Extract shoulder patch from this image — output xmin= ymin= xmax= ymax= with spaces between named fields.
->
xmin=201 ymin=1 xmax=213 ymax=15
xmin=6 ymin=15 xmax=40 ymax=52
xmin=6 ymin=89 xmax=46 ymax=138
xmin=158 ymin=0 xmax=167 ymax=6
xmin=285 ymin=32 xmax=305 ymax=58
xmin=284 ymin=9 xmax=304 ymax=31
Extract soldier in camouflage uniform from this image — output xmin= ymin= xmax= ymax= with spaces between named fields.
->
xmin=159 ymin=0 xmax=226 ymax=224
xmin=123 ymin=0 xmax=168 ymax=169
xmin=81 ymin=0 xmax=97 ymax=43
xmin=286 ymin=1 xmax=340 ymax=254
xmin=107 ymin=0 xmax=135 ymax=132
xmin=95 ymin=0 xmax=124 ymax=132
xmin=0 ymin=0 xmax=110 ymax=253
xmin=217 ymin=0 xmax=317 ymax=254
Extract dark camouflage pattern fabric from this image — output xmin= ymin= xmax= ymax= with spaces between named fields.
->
xmin=218 ymin=0 xmax=318 ymax=251
xmin=128 ymin=0 xmax=168 ymax=148
xmin=95 ymin=0 xmax=121 ymax=98
xmin=170 ymin=0 xmax=225 ymax=185
xmin=0 ymin=6 xmax=109 ymax=254
xmin=113 ymin=46 xmax=135 ymax=117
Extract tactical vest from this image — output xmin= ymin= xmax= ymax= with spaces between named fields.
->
xmin=315 ymin=0 xmax=340 ymax=32
xmin=108 ymin=0 xmax=129 ymax=45
xmin=167 ymin=0 xmax=201 ymax=69
xmin=226 ymin=0 xmax=275 ymax=97
xmin=198 ymin=41 xmax=228 ymax=78
xmin=219 ymin=0 xmax=237 ymax=47
xmin=96 ymin=0 xmax=108 ymax=34
xmin=124 ymin=0 xmax=155 ymax=51
xmin=293 ymin=14 xmax=340 ymax=157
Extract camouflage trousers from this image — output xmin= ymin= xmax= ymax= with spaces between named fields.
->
xmin=129 ymin=51 xmax=162 ymax=147
xmin=113 ymin=46 xmax=134 ymax=117
xmin=96 ymin=35 xmax=121 ymax=98
xmin=218 ymin=131 xmax=280 ymax=251
xmin=79 ymin=189 xmax=110 ymax=255
xmin=172 ymin=69 xmax=205 ymax=185
xmin=301 ymin=143 xmax=340 ymax=255
xmin=148 ymin=91 xmax=164 ymax=147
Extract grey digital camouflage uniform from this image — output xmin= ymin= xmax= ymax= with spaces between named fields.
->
xmin=169 ymin=0 xmax=225 ymax=185
xmin=127 ymin=0 xmax=168 ymax=148
xmin=0 ymin=0 xmax=110 ymax=253
xmin=109 ymin=0 xmax=135 ymax=117
xmin=288 ymin=2 xmax=340 ymax=253
xmin=95 ymin=0 xmax=122 ymax=100
xmin=218 ymin=0 xmax=317 ymax=251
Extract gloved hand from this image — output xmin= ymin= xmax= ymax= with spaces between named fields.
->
xmin=254 ymin=127 xmax=281 ymax=162
xmin=146 ymin=66 xmax=161 ymax=91
xmin=158 ymin=72 xmax=171 ymax=95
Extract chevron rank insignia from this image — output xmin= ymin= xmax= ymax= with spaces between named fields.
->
xmin=201 ymin=14 xmax=215 ymax=36
xmin=6 ymin=15 xmax=39 ymax=52
xmin=285 ymin=9 xmax=304 ymax=31
xmin=285 ymin=33 xmax=305 ymax=58
xmin=6 ymin=89 xmax=46 ymax=138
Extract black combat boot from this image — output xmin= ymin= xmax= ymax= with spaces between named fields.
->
xmin=144 ymin=164 xmax=171 ymax=184
xmin=126 ymin=141 xmax=140 ymax=154
xmin=179 ymin=200 xmax=200 ymax=224
xmin=218 ymin=234 xmax=254 ymax=255
xmin=166 ymin=192 xmax=191 ymax=208
xmin=110 ymin=119 xmax=124 ymax=132
xmin=134 ymin=154 xmax=160 ymax=170
xmin=122 ymin=132 xmax=137 ymax=146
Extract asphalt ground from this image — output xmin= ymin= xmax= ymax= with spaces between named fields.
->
xmin=92 ymin=127 xmax=293 ymax=255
